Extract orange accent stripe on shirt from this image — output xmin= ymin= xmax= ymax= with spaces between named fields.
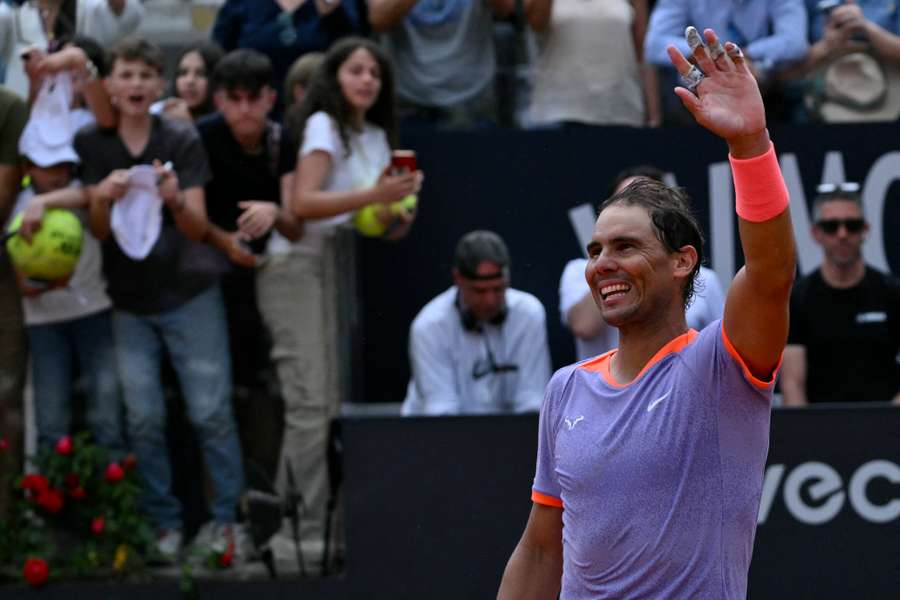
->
xmin=578 ymin=329 xmax=699 ymax=388
xmin=532 ymin=489 xmax=563 ymax=508
xmin=720 ymin=322 xmax=781 ymax=390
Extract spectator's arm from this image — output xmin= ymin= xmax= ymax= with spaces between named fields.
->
xmin=18 ymin=186 xmax=88 ymax=241
xmin=780 ymin=345 xmax=808 ymax=406
xmin=203 ymin=222 xmax=258 ymax=268
xmin=743 ymin=0 xmax=809 ymax=69
xmin=643 ymin=0 xmax=691 ymax=66
xmin=404 ymin=321 xmax=462 ymax=416
xmin=87 ymin=186 xmax=112 ymax=240
xmin=567 ymin=293 xmax=606 ymax=340
xmin=512 ymin=303 xmax=552 ymax=413
xmin=863 ymin=20 xmax=900 ymax=64
xmin=368 ymin=0 xmax=419 ymax=32
xmin=523 ymin=0 xmax=552 ymax=33
xmin=632 ymin=0 xmax=662 ymax=126
xmin=497 ymin=503 xmax=564 ymax=599
xmin=212 ymin=0 xmax=242 ymax=51
xmin=36 ymin=46 xmax=116 ymax=128
xmin=275 ymin=172 xmax=303 ymax=241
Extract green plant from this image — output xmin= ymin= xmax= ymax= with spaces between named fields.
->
xmin=0 ymin=432 xmax=154 ymax=586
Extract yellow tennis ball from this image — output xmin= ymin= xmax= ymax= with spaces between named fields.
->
xmin=6 ymin=209 xmax=83 ymax=281
xmin=353 ymin=204 xmax=388 ymax=237
xmin=390 ymin=194 xmax=418 ymax=215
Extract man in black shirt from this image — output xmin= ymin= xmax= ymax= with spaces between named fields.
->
xmin=198 ymin=49 xmax=302 ymax=404
xmin=781 ymin=183 xmax=900 ymax=405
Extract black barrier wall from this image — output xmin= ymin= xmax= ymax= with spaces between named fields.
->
xmin=342 ymin=406 xmax=900 ymax=600
xmin=356 ymin=123 xmax=900 ymax=404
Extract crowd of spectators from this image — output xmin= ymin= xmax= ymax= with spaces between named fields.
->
xmin=0 ymin=0 xmax=898 ymax=579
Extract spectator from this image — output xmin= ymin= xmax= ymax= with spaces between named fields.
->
xmin=368 ymin=0 xmax=514 ymax=129
xmin=151 ymin=41 xmax=224 ymax=124
xmin=283 ymin=51 xmax=324 ymax=138
xmin=785 ymin=0 xmax=900 ymax=122
xmin=644 ymin=0 xmax=809 ymax=123
xmin=524 ymin=0 xmax=661 ymax=127
xmin=75 ymin=37 xmax=245 ymax=562
xmin=197 ymin=48 xmax=302 ymax=474
xmin=781 ymin=183 xmax=900 ymax=405
xmin=402 ymin=230 xmax=552 ymax=415
xmin=0 ymin=84 xmax=28 ymax=517
xmin=212 ymin=0 xmax=362 ymax=118
xmin=0 ymin=0 xmax=143 ymax=98
xmin=260 ymin=36 xmax=421 ymax=563
xmin=560 ymin=166 xmax=725 ymax=361
xmin=8 ymin=125 xmax=123 ymax=456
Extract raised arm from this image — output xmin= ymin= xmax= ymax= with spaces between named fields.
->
xmin=367 ymin=0 xmax=419 ymax=32
xmin=668 ymin=28 xmax=796 ymax=380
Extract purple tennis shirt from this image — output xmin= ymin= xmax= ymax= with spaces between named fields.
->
xmin=532 ymin=321 xmax=775 ymax=599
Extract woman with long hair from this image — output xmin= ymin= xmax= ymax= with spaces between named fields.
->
xmin=257 ymin=36 xmax=422 ymax=566
xmin=152 ymin=41 xmax=224 ymax=123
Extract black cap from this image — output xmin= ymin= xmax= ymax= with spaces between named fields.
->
xmin=453 ymin=230 xmax=510 ymax=280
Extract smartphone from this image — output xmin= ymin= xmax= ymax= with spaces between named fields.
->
xmin=391 ymin=150 xmax=417 ymax=174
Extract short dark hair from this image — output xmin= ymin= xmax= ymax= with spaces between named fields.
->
xmin=454 ymin=230 xmax=510 ymax=280
xmin=599 ymin=179 xmax=705 ymax=308
xmin=211 ymin=49 xmax=272 ymax=94
xmin=109 ymin=36 xmax=164 ymax=74
xmin=607 ymin=165 xmax=666 ymax=198
xmin=813 ymin=186 xmax=864 ymax=221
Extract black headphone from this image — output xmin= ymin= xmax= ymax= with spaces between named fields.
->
xmin=456 ymin=292 xmax=508 ymax=333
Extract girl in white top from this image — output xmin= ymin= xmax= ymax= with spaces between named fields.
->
xmin=256 ymin=37 xmax=422 ymax=561
xmin=524 ymin=0 xmax=661 ymax=127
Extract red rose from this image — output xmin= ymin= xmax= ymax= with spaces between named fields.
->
xmin=22 ymin=558 xmax=49 ymax=587
xmin=91 ymin=516 xmax=105 ymax=536
xmin=0 ymin=437 xmax=8 ymax=452
xmin=21 ymin=474 xmax=49 ymax=495
xmin=69 ymin=487 xmax=86 ymax=500
xmin=121 ymin=454 xmax=138 ymax=471
xmin=104 ymin=462 xmax=125 ymax=483
xmin=55 ymin=436 xmax=72 ymax=455
xmin=35 ymin=488 xmax=64 ymax=514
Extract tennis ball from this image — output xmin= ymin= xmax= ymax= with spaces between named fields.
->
xmin=353 ymin=204 xmax=388 ymax=237
xmin=390 ymin=194 xmax=418 ymax=215
xmin=6 ymin=209 xmax=83 ymax=281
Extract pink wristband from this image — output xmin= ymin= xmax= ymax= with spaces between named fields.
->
xmin=728 ymin=143 xmax=790 ymax=222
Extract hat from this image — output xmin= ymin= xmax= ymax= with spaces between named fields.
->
xmin=454 ymin=230 xmax=510 ymax=279
xmin=18 ymin=72 xmax=79 ymax=167
xmin=809 ymin=53 xmax=900 ymax=122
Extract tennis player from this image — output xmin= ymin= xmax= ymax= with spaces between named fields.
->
xmin=497 ymin=26 xmax=796 ymax=599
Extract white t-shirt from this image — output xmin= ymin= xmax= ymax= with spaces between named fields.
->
xmin=529 ymin=0 xmax=644 ymax=126
xmin=266 ymin=111 xmax=391 ymax=257
xmin=402 ymin=286 xmax=553 ymax=416
xmin=560 ymin=260 xmax=726 ymax=361
xmin=10 ymin=184 xmax=111 ymax=326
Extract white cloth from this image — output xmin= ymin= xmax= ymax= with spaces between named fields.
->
xmin=18 ymin=72 xmax=79 ymax=166
xmin=110 ymin=165 xmax=162 ymax=260
xmin=266 ymin=111 xmax=390 ymax=257
xmin=10 ymin=184 xmax=111 ymax=326
xmin=559 ymin=258 xmax=619 ymax=361
xmin=0 ymin=0 xmax=144 ymax=98
xmin=401 ymin=286 xmax=552 ymax=416
xmin=529 ymin=0 xmax=644 ymax=126
xmin=560 ymin=260 xmax=726 ymax=361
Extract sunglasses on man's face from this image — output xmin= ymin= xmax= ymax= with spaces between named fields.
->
xmin=815 ymin=218 xmax=865 ymax=234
